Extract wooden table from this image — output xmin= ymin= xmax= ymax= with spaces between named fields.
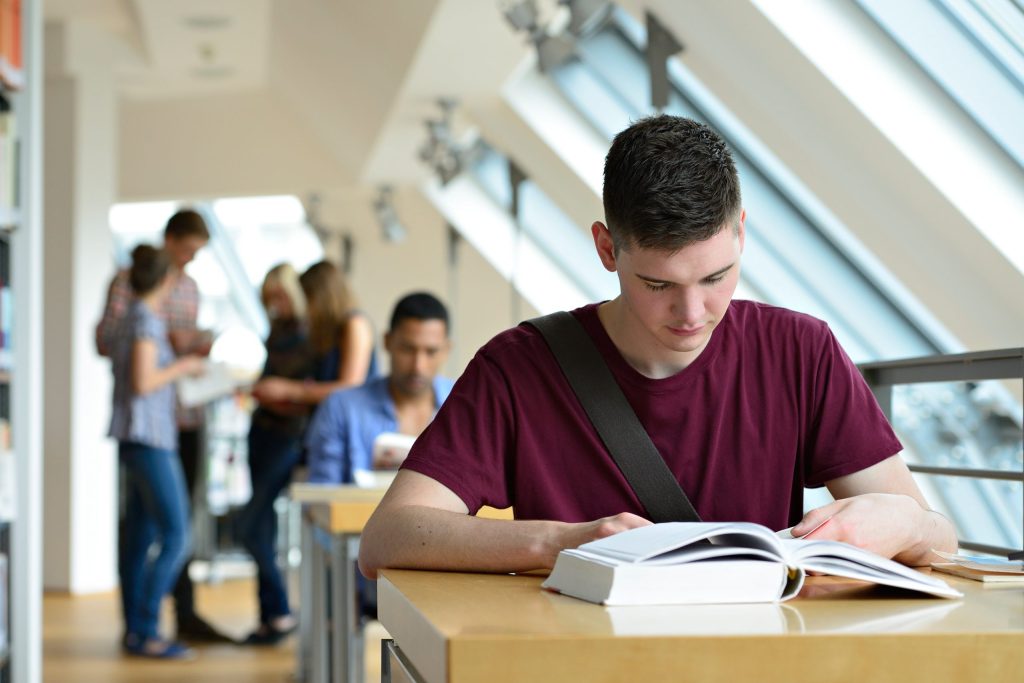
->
xmin=378 ymin=569 xmax=1024 ymax=683
xmin=291 ymin=483 xmax=511 ymax=683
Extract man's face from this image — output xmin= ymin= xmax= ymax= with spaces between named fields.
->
xmin=385 ymin=318 xmax=450 ymax=399
xmin=164 ymin=235 xmax=208 ymax=270
xmin=594 ymin=214 xmax=745 ymax=361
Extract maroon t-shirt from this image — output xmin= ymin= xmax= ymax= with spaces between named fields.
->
xmin=403 ymin=300 xmax=901 ymax=530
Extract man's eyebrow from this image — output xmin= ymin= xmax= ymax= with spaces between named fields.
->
xmin=635 ymin=262 xmax=735 ymax=284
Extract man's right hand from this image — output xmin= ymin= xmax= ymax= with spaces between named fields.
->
xmin=359 ymin=470 xmax=655 ymax=578
xmin=545 ymin=512 xmax=653 ymax=568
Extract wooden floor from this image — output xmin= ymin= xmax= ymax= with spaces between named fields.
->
xmin=43 ymin=576 xmax=387 ymax=683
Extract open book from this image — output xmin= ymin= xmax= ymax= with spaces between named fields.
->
xmin=541 ymin=522 xmax=961 ymax=605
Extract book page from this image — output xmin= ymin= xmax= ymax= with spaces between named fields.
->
xmin=781 ymin=538 xmax=962 ymax=598
xmin=576 ymin=522 xmax=783 ymax=563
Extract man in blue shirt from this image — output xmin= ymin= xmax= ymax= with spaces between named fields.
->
xmin=305 ymin=292 xmax=454 ymax=485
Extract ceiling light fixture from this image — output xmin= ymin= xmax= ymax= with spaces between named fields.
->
xmin=500 ymin=0 xmax=612 ymax=72
xmin=182 ymin=15 xmax=233 ymax=30
xmin=417 ymin=98 xmax=484 ymax=186
xmin=374 ymin=186 xmax=407 ymax=243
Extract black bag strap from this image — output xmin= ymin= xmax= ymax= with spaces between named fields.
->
xmin=526 ymin=311 xmax=701 ymax=523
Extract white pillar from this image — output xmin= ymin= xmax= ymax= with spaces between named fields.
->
xmin=41 ymin=21 xmax=119 ymax=593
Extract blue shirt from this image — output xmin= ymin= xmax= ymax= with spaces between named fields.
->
xmin=108 ymin=301 xmax=178 ymax=451
xmin=305 ymin=375 xmax=455 ymax=484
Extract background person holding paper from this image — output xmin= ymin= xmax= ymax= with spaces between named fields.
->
xmin=359 ymin=115 xmax=958 ymax=580
xmin=107 ymin=245 xmax=205 ymax=659
xmin=96 ymin=209 xmax=232 ymax=644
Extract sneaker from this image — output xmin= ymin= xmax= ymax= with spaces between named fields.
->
xmin=176 ymin=615 xmax=237 ymax=644
xmin=242 ymin=619 xmax=297 ymax=646
xmin=124 ymin=638 xmax=196 ymax=660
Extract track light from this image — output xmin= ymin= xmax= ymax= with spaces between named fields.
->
xmin=417 ymin=98 xmax=485 ymax=185
xmin=500 ymin=0 xmax=611 ymax=72
xmin=373 ymin=186 xmax=407 ymax=243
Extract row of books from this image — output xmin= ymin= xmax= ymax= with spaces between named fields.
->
xmin=0 ymin=235 xmax=9 ymax=371
xmin=0 ymin=0 xmax=22 ymax=91
xmin=0 ymin=107 xmax=16 ymax=225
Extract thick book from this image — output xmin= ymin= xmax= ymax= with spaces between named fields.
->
xmin=541 ymin=522 xmax=962 ymax=605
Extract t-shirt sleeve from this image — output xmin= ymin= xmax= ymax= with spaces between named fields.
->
xmin=133 ymin=308 xmax=164 ymax=343
xmin=803 ymin=325 xmax=903 ymax=486
xmin=401 ymin=349 xmax=516 ymax=513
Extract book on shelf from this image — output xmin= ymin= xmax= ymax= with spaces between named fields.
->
xmin=0 ymin=0 xmax=23 ymax=91
xmin=0 ymin=106 xmax=17 ymax=224
xmin=541 ymin=521 xmax=962 ymax=606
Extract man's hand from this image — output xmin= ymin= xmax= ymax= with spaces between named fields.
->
xmin=811 ymin=455 xmax=959 ymax=565
xmin=793 ymin=493 xmax=932 ymax=563
xmin=252 ymin=377 xmax=300 ymax=404
xmin=542 ymin=513 xmax=653 ymax=569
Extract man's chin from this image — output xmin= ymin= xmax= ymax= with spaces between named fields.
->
xmin=395 ymin=378 xmax=431 ymax=397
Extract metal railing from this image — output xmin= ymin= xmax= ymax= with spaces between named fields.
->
xmin=859 ymin=348 xmax=1024 ymax=557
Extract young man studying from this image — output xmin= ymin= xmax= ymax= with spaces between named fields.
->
xmin=359 ymin=115 xmax=957 ymax=579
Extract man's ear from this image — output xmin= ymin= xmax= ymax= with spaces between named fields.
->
xmin=592 ymin=221 xmax=617 ymax=272
xmin=383 ymin=331 xmax=393 ymax=353
xmin=737 ymin=209 xmax=746 ymax=252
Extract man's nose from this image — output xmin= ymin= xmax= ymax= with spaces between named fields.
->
xmin=670 ymin=288 xmax=705 ymax=326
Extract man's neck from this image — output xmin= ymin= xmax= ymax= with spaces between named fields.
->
xmin=596 ymin=299 xmax=709 ymax=379
xmin=388 ymin=378 xmax=437 ymax=436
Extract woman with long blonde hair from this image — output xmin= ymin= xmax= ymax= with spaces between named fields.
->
xmin=237 ymin=262 xmax=320 ymax=644
xmin=252 ymin=260 xmax=377 ymax=407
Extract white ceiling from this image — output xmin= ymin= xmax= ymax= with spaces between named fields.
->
xmin=45 ymin=0 xmax=533 ymax=189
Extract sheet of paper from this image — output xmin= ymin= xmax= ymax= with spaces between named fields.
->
xmin=176 ymin=361 xmax=245 ymax=407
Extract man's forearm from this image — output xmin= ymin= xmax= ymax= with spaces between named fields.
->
xmin=359 ymin=505 xmax=566 ymax=579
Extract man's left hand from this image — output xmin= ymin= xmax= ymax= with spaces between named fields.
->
xmin=792 ymin=493 xmax=925 ymax=561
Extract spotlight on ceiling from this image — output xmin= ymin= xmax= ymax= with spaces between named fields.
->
xmin=373 ymin=186 xmax=407 ymax=243
xmin=418 ymin=98 xmax=475 ymax=186
xmin=500 ymin=0 xmax=576 ymax=72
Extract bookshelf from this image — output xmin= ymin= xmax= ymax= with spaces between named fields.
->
xmin=0 ymin=0 xmax=19 ymax=676
xmin=1 ymin=1 xmax=41 ymax=682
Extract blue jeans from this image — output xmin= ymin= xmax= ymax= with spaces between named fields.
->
xmin=235 ymin=423 xmax=302 ymax=623
xmin=119 ymin=442 xmax=192 ymax=640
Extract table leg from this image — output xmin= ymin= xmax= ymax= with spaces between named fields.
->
xmin=311 ymin=528 xmax=329 ymax=683
xmin=296 ymin=506 xmax=313 ymax=681
xmin=330 ymin=534 xmax=362 ymax=683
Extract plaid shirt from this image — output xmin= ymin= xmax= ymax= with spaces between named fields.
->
xmin=96 ymin=268 xmax=204 ymax=428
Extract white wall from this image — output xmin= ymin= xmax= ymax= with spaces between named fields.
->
xmin=312 ymin=186 xmax=531 ymax=375
xmin=42 ymin=22 xmax=120 ymax=592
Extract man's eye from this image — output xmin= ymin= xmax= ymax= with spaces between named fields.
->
xmin=704 ymin=275 xmax=725 ymax=285
xmin=642 ymin=281 xmax=669 ymax=292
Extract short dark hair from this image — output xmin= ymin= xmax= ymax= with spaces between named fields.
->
xmin=129 ymin=244 xmax=171 ymax=295
xmin=164 ymin=209 xmax=210 ymax=242
xmin=389 ymin=292 xmax=449 ymax=334
xmin=603 ymin=115 xmax=741 ymax=252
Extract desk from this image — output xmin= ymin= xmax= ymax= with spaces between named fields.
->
xmin=378 ymin=569 xmax=1024 ymax=683
xmin=291 ymin=483 xmax=512 ymax=683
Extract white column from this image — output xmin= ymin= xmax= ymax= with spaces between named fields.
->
xmin=41 ymin=21 xmax=119 ymax=593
